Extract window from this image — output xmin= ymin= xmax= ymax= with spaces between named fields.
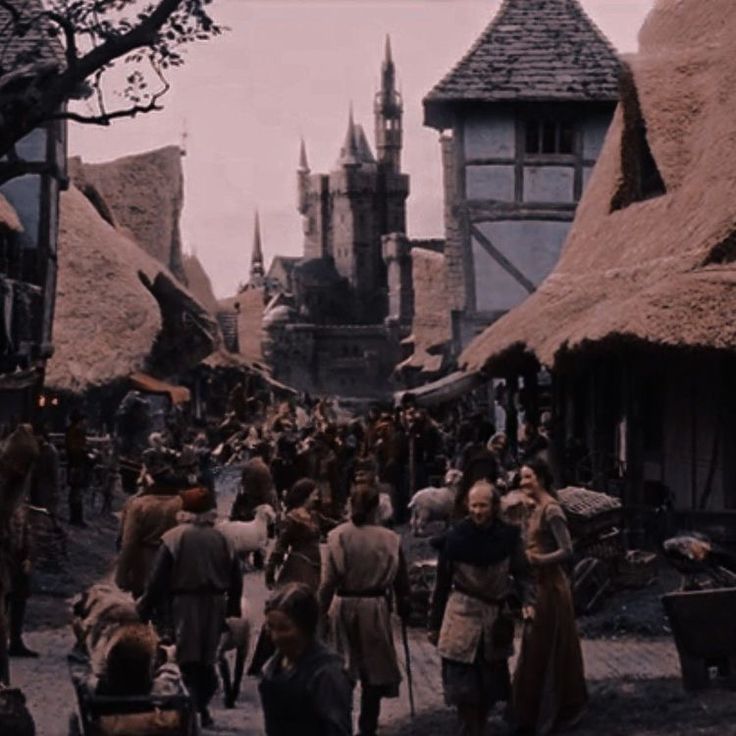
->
xmin=610 ymin=68 xmax=666 ymax=212
xmin=525 ymin=119 xmax=575 ymax=155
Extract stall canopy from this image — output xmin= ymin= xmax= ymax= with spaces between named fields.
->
xmin=129 ymin=372 xmax=191 ymax=405
xmin=394 ymin=370 xmax=484 ymax=408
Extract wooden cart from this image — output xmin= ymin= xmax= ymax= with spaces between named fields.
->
xmin=67 ymin=653 xmax=199 ymax=736
xmin=662 ymin=587 xmax=736 ymax=691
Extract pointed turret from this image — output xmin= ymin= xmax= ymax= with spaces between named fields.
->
xmin=250 ymin=210 xmax=265 ymax=285
xmin=355 ymin=125 xmax=377 ymax=165
xmin=297 ymin=138 xmax=311 ymax=213
xmin=375 ymin=34 xmax=403 ymax=173
xmin=298 ymin=137 xmax=309 ymax=173
xmin=338 ymin=104 xmax=361 ymax=168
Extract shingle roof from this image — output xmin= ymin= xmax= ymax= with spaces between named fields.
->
xmin=0 ymin=0 xmax=67 ymax=74
xmin=424 ymin=0 xmax=621 ymax=127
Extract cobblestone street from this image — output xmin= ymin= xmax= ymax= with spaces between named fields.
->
xmin=13 ymin=564 xmax=687 ymax=736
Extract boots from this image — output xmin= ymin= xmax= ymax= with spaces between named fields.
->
xmin=69 ymin=500 xmax=87 ymax=528
xmin=358 ymin=686 xmax=382 ymax=736
xmin=7 ymin=597 xmax=38 ymax=658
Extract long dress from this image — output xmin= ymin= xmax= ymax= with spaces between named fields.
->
xmin=512 ymin=499 xmax=587 ymax=735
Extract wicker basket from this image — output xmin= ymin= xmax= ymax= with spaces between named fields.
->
xmin=575 ymin=527 xmax=624 ymax=561
xmin=558 ymin=486 xmax=624 ymax=538
xmin=616 ymin=550 xmax=658 ymax=588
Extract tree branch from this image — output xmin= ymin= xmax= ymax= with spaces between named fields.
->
xmin=43 ymin=11 xmax=79 ymax=70
xmin=74 ymin=0 xmax=184 ymax=81
xmin=50 ymin=98 xmax=164 ymax=126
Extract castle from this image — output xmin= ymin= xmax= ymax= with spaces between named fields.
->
xmin=257 ymin=39 xmax=415 ymax=397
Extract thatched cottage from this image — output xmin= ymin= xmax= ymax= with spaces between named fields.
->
xmin=44 ymin=148 xmax=218 ymax=419
xmin=461 ymin=0 xmax=736 ymax=533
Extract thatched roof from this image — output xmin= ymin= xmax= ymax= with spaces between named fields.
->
xmin=462 ymin=0 xmax=736 ymax=374
xmin=182 ymin=254 xmax=219 ymax=315
xmin=46 ymin=185 xmax=216 ymax=394
xmin=217 ymin=286 xmax=266 ymax=365
xmin=0 ymin=193 xmax=22 ymax=233
xmin=68 ymin=146 xmax=187 ymax=282
xmin=424 ymin=0 xmax=621 ymax=128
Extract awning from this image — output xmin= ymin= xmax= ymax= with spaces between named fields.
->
xmin=394 ymin=370 xmax=485 ymax=408
xmin=129 ymin=372 xmax=191 ymax=405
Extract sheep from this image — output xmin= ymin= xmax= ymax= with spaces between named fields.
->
xmin=70 ymin=583 xmax=158 ymax=696
xmin=408 ymin=469 xmax=464 ymax=536
xmin=216 ymin=504 xmax=277 ymax=559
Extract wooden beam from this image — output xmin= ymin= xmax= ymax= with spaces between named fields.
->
xmin=467 ymin=202 xmax=576 ymax=222
xmin=470 ymin=224 xmax=537 ymax=294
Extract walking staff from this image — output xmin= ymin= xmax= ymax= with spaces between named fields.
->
xmin=401 ymin=619 xmax=416 ymax=718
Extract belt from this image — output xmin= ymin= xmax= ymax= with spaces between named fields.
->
xmin=337 ymin=588 xmax=389 ymax=598
xmin=452 ymin=584 xmax=505 ymax=606
xmin=170 ymin=588 xmax=227 ymax=597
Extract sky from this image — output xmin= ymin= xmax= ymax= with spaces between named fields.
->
xmin=69 ymin=0 xmax=655 ymax=299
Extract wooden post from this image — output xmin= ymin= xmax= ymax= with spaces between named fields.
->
xmin=506 ymin=374 xmax=519 ymax=457
xmin=690 ymin=367 xmax=698 ymax=512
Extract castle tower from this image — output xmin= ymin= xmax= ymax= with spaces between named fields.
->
xmin=337 ymin=105 xmax=361 ymax=168
xmin=249 ymin=210 xmax=265 ymax=287
xmin=374 ymin=35 xmax=403 ymax=174
xmin=297 ymin=138 xmax=310 ymax=214
xmin=298 ymin=139 xmax=330 ymax=261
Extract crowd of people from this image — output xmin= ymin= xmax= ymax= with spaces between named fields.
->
xmin=2 ymin=384 xmax=583 ymax=736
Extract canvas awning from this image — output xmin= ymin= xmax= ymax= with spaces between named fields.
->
xmin=394 ymin=370 xmax=485 ymax=408
xmin=129 ymin=372 xmax=191 ymax=405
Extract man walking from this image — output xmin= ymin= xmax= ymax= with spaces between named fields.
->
xmin=137 ymin=488 xmax=242 ymax=728
xmin=65 ymin=410 xmax=89 ymax=527
xmin=319 ymin=482 xmax=411 ymax=736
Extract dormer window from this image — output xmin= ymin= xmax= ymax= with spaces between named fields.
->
xmin=525 ymin=119 xmax=575 ymax=155
xmin=611 ymin=66 xmax=666 ymax=212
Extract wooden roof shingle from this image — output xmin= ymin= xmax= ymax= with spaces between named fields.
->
xmin=425 ymin=0 xmax=621 ymax=128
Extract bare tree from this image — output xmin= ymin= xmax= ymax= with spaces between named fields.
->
xmin=0 ymin=0 xmax=223 ymax=184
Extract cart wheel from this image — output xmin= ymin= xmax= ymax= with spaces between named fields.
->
xmin=68 ymin=713 xmax=82 ymax=736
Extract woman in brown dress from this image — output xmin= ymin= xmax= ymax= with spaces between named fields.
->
xmin=512 ymin=458 xmax=587 ymax=735
xmin=249 ymin=478 xmax=333 ymax=675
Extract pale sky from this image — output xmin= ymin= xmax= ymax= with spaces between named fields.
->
xmin=69 ymin=0 xmax=655 ymax=299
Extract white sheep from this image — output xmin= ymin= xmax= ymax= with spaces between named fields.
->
xmin=408 ymin=469 xmax=464 ymax=536
xmin=216 ymin=504 xmax=277 ymax=559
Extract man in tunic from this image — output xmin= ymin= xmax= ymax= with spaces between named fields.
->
xmin=319 ymin=483 xmax=411 ymax=736
xmin=6 ymin=503 xmax=37 ymax=658
xmin=0 ymin=424 xmax=39 ymax=684
xmin=65 ymin=411 xmax=90 ymax=527
xmin=137 ymin=488 xmax=242 ymax=728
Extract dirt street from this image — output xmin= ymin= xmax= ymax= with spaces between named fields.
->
xmin=10 ymin=473 xmax=736 ymax=735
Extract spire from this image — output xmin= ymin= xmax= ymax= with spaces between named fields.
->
xmin=298 ymin=137 xmax=309 ymax=172
xmin=338 ymin=103 xmax=360 ymax=168
xmin=374 ymin=35 xmax=403 ymax=172
xmin=250 ymin=210 xmax=265 ymax=284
